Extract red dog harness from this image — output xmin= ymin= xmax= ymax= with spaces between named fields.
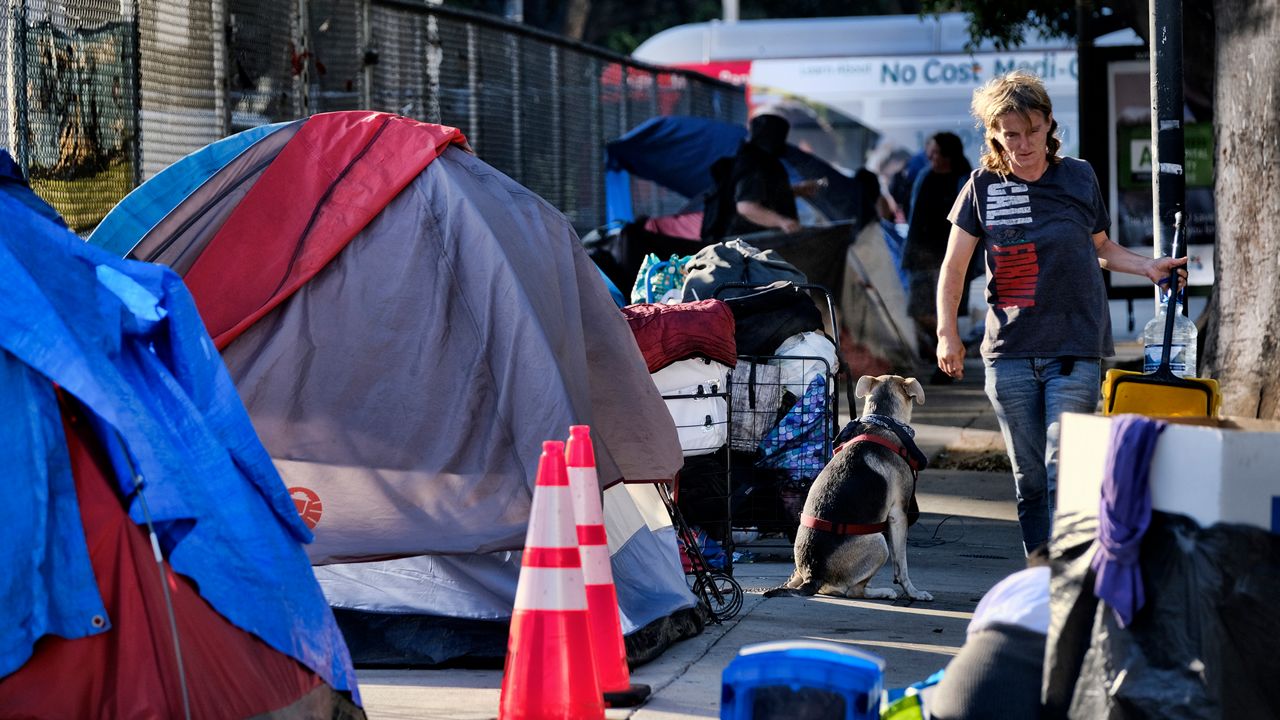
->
xmin=834 ymin=433 xmax=924 ymax=474
xmin=800 ymin=514 xmax=889 ymax=535
xmin=800 ymin=433 xmax=923 ymax=536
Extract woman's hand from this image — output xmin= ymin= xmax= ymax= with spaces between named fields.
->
xmin=937 ymin=330 xmax=966 ymax=379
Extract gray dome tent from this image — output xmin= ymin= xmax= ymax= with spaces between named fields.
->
xmin=90 ymin=111 xmax=698 ymax=665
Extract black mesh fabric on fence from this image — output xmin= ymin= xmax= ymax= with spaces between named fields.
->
xmin=3 ymin=0 xmax=745 ymax=235
xmin=10 ymin=0 xmax=137 ymax=233
xmin=228 ymin=0 xmax=298 ymax=129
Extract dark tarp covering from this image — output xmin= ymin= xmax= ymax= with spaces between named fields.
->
xmin=604 ymin=115 xmax=877 ymax=225
xmin=1045 ymin=510 xmax=1280 ymax=719
xmin=330 ymin=607 xmax=703 ymax=669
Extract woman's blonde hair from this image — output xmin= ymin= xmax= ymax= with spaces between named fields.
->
xmin=971 ymin=70 xmax=1062 ymax=175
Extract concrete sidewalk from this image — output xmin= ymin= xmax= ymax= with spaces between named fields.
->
xmin=356 ymin=358 xmax=1022 ymax=719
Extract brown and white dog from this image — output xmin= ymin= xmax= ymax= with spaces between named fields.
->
xmin=765 ymin=374 xmax=931 ymax=601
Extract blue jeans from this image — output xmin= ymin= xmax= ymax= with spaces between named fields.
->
xmin=984 ymin=357 xmax=1101 ymax=555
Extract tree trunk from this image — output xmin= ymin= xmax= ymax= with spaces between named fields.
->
xmin=562 ymin=0 xmax=591 ymax=40
xmin=1210 ymin=0 xmax=1280 ymax=418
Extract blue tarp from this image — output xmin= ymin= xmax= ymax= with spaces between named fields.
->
xmin=0 ymin=158 xmax=358 ymax=698
xmin=605 ymin=115 xmax=747 ymax=200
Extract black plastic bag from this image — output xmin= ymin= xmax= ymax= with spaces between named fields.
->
xmin=1045 ymin=510 xmax=1280 ymax=719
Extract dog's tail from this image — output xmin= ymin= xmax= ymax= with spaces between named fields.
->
xmin=763 ymin=581 xmax=818 ymax=598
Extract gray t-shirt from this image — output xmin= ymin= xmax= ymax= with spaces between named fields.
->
xmin=949 ymin=157 xmax=1113 ymax=359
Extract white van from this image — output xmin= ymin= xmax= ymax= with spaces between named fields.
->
xmin=632 ymin=13 xmax=1083 ymax=165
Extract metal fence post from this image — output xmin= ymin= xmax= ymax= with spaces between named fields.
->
xmin=465 ymin=21 xmax=478 ymax=145
xmin=550 ymin=44 xmax=563 ymax=213
xmin=618 ymin=64 xmax=628 ymax=138
xmin=12 ymin=0 xmax=30 ymax=173
xmin=127 ymin=0 xmax=142 ymax=186
xmin=425 ymin=9 xmax=441 ymax=123
xmin=509 ymin=31 xmax=521 ymax=177
xmin=295 ymin=0 xmax=311 ymax=117
xmin=591 ymin=55 xmax=604 ymax=229
xmin=211 ymin=0 xmax=231 ymax=137
xmin=359 ymin=0 xmax=373 ymax=109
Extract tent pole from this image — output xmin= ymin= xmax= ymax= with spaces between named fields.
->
xmin=118 ymin=438 xmax=193 ymax=720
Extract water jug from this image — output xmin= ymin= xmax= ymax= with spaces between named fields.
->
xmin=1142 ymin=297 xmax=1197 ymax=378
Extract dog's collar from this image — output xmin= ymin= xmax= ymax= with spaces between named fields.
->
xmin=834 ymin=417 xmax=929 ymax=472
xmin=859 ymin=413 xmax=915 ymax=439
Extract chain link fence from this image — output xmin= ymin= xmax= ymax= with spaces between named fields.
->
xmin=3 ymin=0 xmax=745 ymax=234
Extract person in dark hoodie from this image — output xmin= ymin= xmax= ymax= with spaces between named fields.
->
xmin=703 ymin=114 xmax=814 ymax=240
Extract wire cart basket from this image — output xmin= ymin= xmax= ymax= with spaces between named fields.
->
xmin=713 ymin=283 xmax=842 ymax=562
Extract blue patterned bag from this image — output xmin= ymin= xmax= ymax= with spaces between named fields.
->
xmin=757 ymin=374 xmax=829 ymax=485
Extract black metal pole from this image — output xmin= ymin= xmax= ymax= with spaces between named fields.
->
xmin=1150 ymin=0 xmax=1185 ymax=262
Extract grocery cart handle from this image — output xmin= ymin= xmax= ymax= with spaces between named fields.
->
xmin=711 ymin=281 xmax=830 ymax=297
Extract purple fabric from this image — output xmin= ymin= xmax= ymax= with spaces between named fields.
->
xmin=1090 ymin=415 xmax=1166 ymax=628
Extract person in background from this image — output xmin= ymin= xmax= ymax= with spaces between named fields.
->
xmin=935 ymin=70 xmax=1186 ymax=555
xmin=899 ymin=148 xmax=930 ymax=219
xmin=905 ymin=132 xmax=972 ymax=381
xmin=866 ymin=142 xmax=915 ymax=225
xmin=702 ymin=114 xmax=814 ymax=240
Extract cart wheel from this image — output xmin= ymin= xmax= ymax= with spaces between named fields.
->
xmin=693 ymin=571 xmax=744 ymax=621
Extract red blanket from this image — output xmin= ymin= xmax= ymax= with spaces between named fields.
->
xmin=623 ymin=300 xmax=737 ymax=373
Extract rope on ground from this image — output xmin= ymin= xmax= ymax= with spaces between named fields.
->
xmin=908 ymin=514 xmax=965 ymax=548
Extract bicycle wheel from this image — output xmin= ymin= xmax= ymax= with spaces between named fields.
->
xmin=693 ymin=571 xmax=744 ymax=621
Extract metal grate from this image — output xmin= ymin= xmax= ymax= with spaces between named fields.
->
xmin=4 ymin=0 xmax=745 ymax=235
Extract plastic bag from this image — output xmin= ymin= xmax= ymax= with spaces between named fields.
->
xmin=771 ymin=331 xmax=838 ymax=397
xmin=1045 ymin=510 xmax=1280 ymax=719
xmin=631 ymin=253 xmax=692 ymax=304
xmin=677 ymin=526 xmax=727 ymax=571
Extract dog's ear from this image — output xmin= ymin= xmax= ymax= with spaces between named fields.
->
xmin=903 ymin=377 xmax=926 ymax=405
xmin=855 ymin=375 xmax=877 ymax=399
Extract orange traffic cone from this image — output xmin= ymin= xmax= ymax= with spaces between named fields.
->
xmin=499 ymin=441 xmax=604 ymax=720
xmin=565 ymin=426 xmax=652 ymax=708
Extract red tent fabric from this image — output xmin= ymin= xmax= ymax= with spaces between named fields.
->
xmin=0 ymin=397 xmax=359 ymax=719
xmin=182 ymin=112 xmax=467 ymax=349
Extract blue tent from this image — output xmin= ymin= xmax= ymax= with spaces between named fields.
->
xmin=0 ymin=150 xmax=360 ymax=713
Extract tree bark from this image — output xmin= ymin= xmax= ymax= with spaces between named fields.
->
xmin=1210 ymin=0 xmax=1280 ymax=418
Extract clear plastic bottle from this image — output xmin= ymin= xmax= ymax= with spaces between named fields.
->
xmin=1142 ymin=297 xmax=1197 ymax=377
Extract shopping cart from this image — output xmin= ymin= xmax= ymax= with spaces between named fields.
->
xmin=656 ymin=375 xmax=745 ymax=622
xmin=655 ymin=479 xmax=744 ymax=623
xmin=713 ymin=282 xmax=842 ymax=557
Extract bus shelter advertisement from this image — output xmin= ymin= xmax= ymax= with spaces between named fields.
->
xmin=720 ymin=50 xmax=1079 ymax=168
xmin=1108 ymin=59 xmax=1214 ymax=288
